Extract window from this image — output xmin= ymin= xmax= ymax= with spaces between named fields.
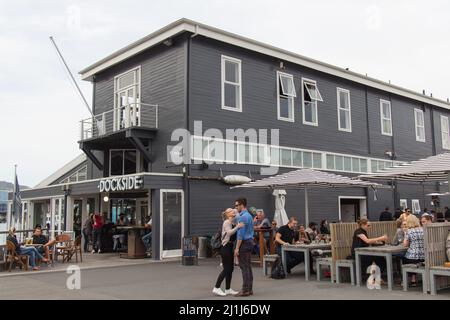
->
xmin=60 ymin=166 xmax=87 ymax=184
xmin=109 ymin=150 xmax=137 ymax=176
xmin=412 ymin=199 xmax=421 ymax=214
xmin=414 ymin=108 xmax=425 ymax=142
xmin=114 ymin=67 xmax=141 ymax=130
xmin=302 ymin=79 xmax=322 ymax=126
xmin=277 ymin=72 xmax=296 ymax=122
xmin=337 ymin=88 xmax=351 ymax=132
xmin=380 ymin=100 xmax=392 ymax=136
xmin=400 ymin=199 xmax=408 ymax=210
xmin=221 ymin=55 xmax=242 ymax=112
xmin=441 ymin=115 xmax=450 ymax=150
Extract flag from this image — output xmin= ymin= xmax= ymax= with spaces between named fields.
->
xmin=12 ymin=166 xmax=22 ymax=225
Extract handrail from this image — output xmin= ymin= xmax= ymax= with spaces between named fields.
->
xmin=79 ymin=103 xmax=158 ymax=123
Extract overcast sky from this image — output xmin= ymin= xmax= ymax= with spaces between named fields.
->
xmin=1 ymin=0 xmax=449 ymax=187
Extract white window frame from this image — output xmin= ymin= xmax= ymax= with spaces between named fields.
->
xmin=400 ymin=199 xmax=408 ymax=210
xmin=380 ymin=99 xmax=393 ymax=136
xmin=302 ymin=78 xmax=322 ymax=126
xmin=337 ymin=88 xmax=352 ymax=132
xmin=411 ymin=199 xmax=421 ymax=214
xmin=113 ymin=66 xmax=141 ymax=130
xmin=440 ymin=115 xmax=450 ymax=150
xmin=109 ymin=149 xmax=138 ymax=176
xmin=414 ymin=108 xmax=426 ymax=142
xmin=221 ymin=55 xmax=242 ymax=112
xmin=277 ymin=71 xmax=295 ymax=122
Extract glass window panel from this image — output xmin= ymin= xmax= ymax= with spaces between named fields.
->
xmin=257 ymin=146 xmax=268 ymax=164
xmin=69 ymin=174 xmax=77 ymax=182
xmin=360 ymin=159 xmax=368 ymax=173
xmin=313 ymin=153 xmax=322 ymax=169
xmin=371 ymin=160 xmax=378 ymax=173
xmin=304 ymin=101 xmax=317 ymax=124
xmin=78 ymin=167 xmax=87 ymax=181
xmin=335 ymin=156 xmax=343 ymax=171
xmin=279 ymin=96 xmax=292 ymax=119
xmin=326 ymin=154 xmax=335 ymax=170
xmin=292 ymin=150 xmax=302 ymax=167
xmin=303 ymin=152 xmax=312 ymax=168
xmin=193 ymin=138 xmax=203 ymax=159
xmin=382 ymin=119 xmax=392 ymax=134
xmin=124 ymin=150 xmax=137 ymax=175
xmin=352 ymin=158 xmax=360 ymax=172
xmin=110 ymin=151 xmax=123 ymax=176
xmin=280 ymin=74 xmax=296 ymax=97
xmin=224 ymin=83 xmax=239 ymax=109
xmin=250 ymin=145 xmax=258 ymax=163
xmin=270 ymin=147 xmax=280 ymax=166
xmin=225 ymin=60 xmax=239 ymax=83
xmin=117 ymin=71 xmax=135 ymax=89
xmin=237 ymin=143 xmax=250 ymax=163
xmin=340 ymin=109 xmax=350 ymax=130
xmin=344 ymin=156 xmax=352 ymax=171
xmin=281 ymin=149 xmax=292 ymax=166
xmin=339 ymin=91 xmax=349 ymax=109
xmin=304 ymin=82 xmax=323 ymax=101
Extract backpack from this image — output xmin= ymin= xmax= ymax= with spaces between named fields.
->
xmin=210 ymin=230 xmax=223 ymax=251
xmin=270 ymin=257 xmax=286 ymax=279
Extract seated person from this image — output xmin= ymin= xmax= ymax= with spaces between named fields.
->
xmin=275 ymin=217 xmax=304 ymax=274
xmin=351 ymin=219 xmax=388 ymax=276
xmin=32 ymin=226 xmax=56 ymax=260
xmin=142 ymin=216 xmax=152 ymax=251
xmin=391 ymin=219 xmax=407 ymax=246
xmin=420 ymin=213 xmax=433 ymax=226
xmin=7 ymin=227 xmax=48 ymax=271
xmin=253 ymin=209 xmax=271 ymax=254
xmin=305 ymin=222 xmax=320 ymax=242
xmin=297 ymin=225 xmax=311 ymax=244
xmin=112 ymin=214 xmax=128 ymax=251
xmin=403 ymin=215 xmax=425 ymax=285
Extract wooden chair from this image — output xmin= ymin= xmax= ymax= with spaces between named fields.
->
xmin=55 ymin=234 xmax=73 ymax=263
xmin=5 ymin=240 xmax=29 ymax=272
xmin=59 ymin=235 xmax=83 ymax=263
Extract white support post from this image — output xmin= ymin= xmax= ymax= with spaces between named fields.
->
xmin=305 ymin=186 xmax=309 ymax=227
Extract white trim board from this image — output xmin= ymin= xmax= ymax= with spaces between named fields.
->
xmin=79 ymin=18 xmax=450 ymax=111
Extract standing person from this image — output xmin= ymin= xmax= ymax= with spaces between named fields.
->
xmin=420 ymin=214 xmax=432 ymax=226
xmin=212 ymin=208 xmax=244 ymax=296
xmin=82 ymin=214 xmax=94 ymax=253
xmin=234 ymin=198 xmax=254 ymax=297
xmin=142 ymin=216 xmax=153 ymax=252
xmin=379 ymin=207 xmax=393 ymax=221
xmin=92 ymin=213 xmax=103 ymax=254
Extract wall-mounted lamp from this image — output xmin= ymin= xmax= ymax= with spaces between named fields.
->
xmin=103 ymin=195 xmax=109 ymax=203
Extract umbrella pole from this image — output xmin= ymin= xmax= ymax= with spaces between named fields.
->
xmin=304 ymin=186 xmax=309 ymax=226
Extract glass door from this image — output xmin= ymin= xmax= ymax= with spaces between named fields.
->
xmin=160 ymin=190 xmax=184 ymax=258
xmin=116 ymin=87 xmax=139 ymax=130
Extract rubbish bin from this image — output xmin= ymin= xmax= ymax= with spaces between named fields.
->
xmin=182 ymin=235 xmax=198 ymax=266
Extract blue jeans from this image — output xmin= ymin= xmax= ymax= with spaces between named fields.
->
xmin=142 ymin=232 xmax=152 ymax=251
xmin=20 ymin=247 xmax=44 ymax=268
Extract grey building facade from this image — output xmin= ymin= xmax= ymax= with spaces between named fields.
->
xmin=15 ymin=19 xmax=450 ymax=259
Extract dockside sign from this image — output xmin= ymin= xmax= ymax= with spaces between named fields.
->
xmin=98 ymin=175 xmax=143 ymax=192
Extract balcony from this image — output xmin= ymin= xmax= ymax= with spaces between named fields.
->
xmin=80 ymin=103 xmax=158 ymax=141
xmin=78 ymin=103 xmax=158 ymax=171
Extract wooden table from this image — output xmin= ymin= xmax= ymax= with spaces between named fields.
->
xmin=253 ymin=227 xmax=275 ymax=266
xmin=116 ymin=226 xmax=147 ymax=259
xmin=281 ymin=243 xmax=331 ymax=281
xmin=355 ymin=245 xmax=407 ymax=291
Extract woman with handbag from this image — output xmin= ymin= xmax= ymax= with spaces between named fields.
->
xmin=212 ymin=208 xmax=244 ymax=296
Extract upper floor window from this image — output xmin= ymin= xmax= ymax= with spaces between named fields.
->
xmin=337 ymin=88 xmax=351 ymax=132
xmin=414 ymin=108 xmax=425 ymax=142
xmin=302 ymin=78 xmax=323 ymax=126
xmin=110 ymin=149 xmax=137 ymax=176
xmin=60 ymin=166 xmax=87 ymax=184
xmin=277 ymin=72 xmax=296 ymax=122
xmin=441 ymin=115 xmax=450 ymax=150
xmin=114 ymin=67 xmax=141 ymax=129
xmin=221 ymin=55 xmax=242 ymax=112
xmin=380 ymin=99 xmax=392 ymax=136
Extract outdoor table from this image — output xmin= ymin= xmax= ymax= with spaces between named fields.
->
xmin=281 ymin=242 xmax=331 ymax=281
xmin=117 ymin=226 xmax=147 ymax=259
xmin=355 ymin=245 xmax=407 ymax=291
xmin=253 ymin=227 xmax=275 ymax=266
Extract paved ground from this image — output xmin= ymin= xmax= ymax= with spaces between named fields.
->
xmin=1 ymin=256 xmax=449 ymax=300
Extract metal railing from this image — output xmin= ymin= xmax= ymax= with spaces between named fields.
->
xmin=0 ymin=229 xmax=74 ymax=245
xmin=80 ymin=103 xmax=158 ymax=140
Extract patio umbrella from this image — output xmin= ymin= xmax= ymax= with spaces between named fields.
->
xmin=232 ymin=168 xmax=381 ymax=226
xmin=272 ymin=189 xmax=289 ymax=226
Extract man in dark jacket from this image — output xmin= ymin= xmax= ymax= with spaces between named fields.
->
xmin=379 ymin=207 xmax=393 ymax=221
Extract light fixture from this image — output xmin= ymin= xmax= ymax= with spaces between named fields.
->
xmin=103 ymin=195 xmax=109 ymax=202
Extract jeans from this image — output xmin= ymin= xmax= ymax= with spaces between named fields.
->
xmin=142 ymin=232 xmax=152 ymax=251
xmin=215 ymin=242 xmax=234 ymax=290
xmin=82 ymin=229 xmax=91 ymax=253
xmin=20 ymin=246 xmax=44 ymax=268
xmin=277 ymin=246 xmax=304 ymax=272
xmin=92 ymin=229 xmax=102 ymax=252
xmin=238 ymin=239 xmax=254 ymax=292
xmin=113 ymin=234 xmax=126 ymax=251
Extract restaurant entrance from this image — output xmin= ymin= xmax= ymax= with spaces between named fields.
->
xmin=109 ymin=194 xmax=150 ymax=225
xmin=160 ymin=189 xmax=184 ymax=258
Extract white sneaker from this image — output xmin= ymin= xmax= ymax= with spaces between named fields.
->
xmin=91 ymin=250 xmax=96 ymax=254
xmin=212 ymin=287 xmax=226 ymax=297
xmin=225 ymin=288 xmax=239 ymax=295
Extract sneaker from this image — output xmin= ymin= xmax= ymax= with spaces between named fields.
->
xmin=224 ymin=288 xmax=239 ymax=295
xmin=212 ymin=287 xmax=226 ymax=297
xmin=98 ymin=250 xmax=102 ymax=254
xmin=91 ymin=250 xmax=96 ymax=254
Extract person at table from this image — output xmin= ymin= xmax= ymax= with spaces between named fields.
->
xmin=212 ymin=208 xmax=244 ymax=296
xmin=92 ymin=213 xmax=103 ymax=254
xmin=305 ymin=222 xmax=319 ymax=242
xmin=393 ymin=208 xmax=402 ymax=220
xmin=253 ymin=209 xmax=271 ymax=253
xmin=444 ymin=206 xmax=450 ymax=222
xmin=112 ymin=214 xmax=128 ymax=251
xmin=392 ymin=219 xmax=407 ymax=246
xmin=420 ymin=213 xmax=432 ymax=226
xmin=379 ymin=207 xmax=393 ymax=221
xmin=82 ymin=214 xmax=94 ymax=253
xmin=351 ymin=219 xmax=388 ymax=273
xmin=275 ymin=217 xmax=304 ymax=274
xmin=7 ymin=227 xmax=48 ymax=271
xmin=297 ymin=225 xmax=311 ymax=244
xmin=142 ymin=216 xmax=153 ymax=252
xmin=403 ymin=215 xmax=425 ymax=285
xmin=320 ymin=220 xmax=330 ymax=235
xmin=399 ymin=208 xmax=411 ymax=222
xmin=32 ymin=226 xmax=56 ymax=260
